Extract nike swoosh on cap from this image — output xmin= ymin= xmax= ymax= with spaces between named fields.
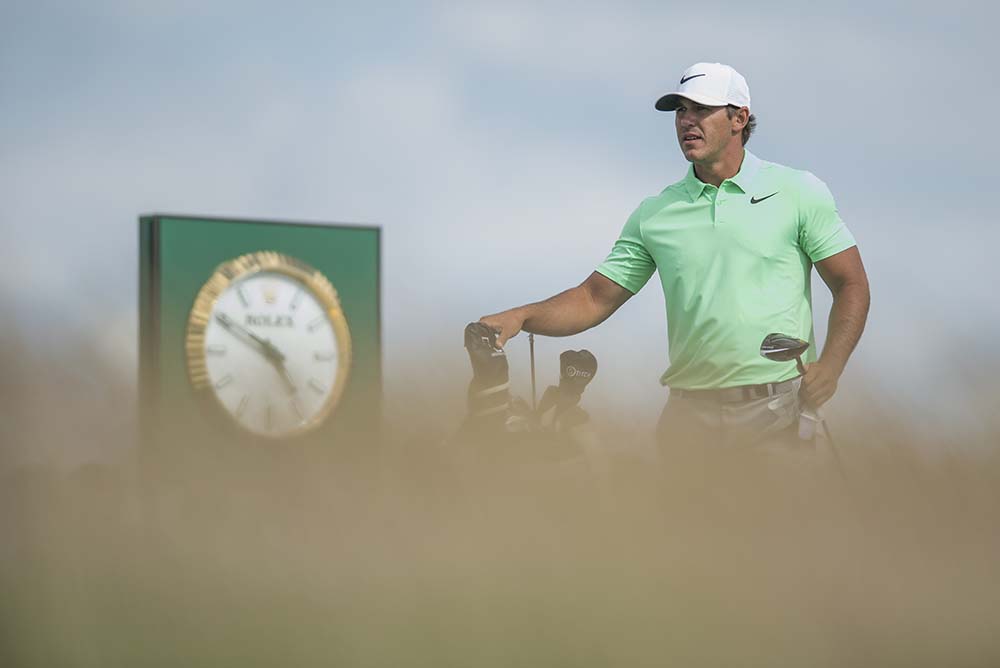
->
xmin=750 ymin=192 xmax=778 ymax=204
xmin=679 ymin=73 xmax=706 ymax=84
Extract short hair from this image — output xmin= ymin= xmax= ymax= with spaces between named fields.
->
xmin=727 ymin=106 xmax=756 ymax=146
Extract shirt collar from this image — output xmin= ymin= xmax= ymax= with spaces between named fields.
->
xmin=729 ymin=150 xmax=761 ymax=193
xmin=682 ymin=149 xmax=762 ymax=200
xmin=682 ymin=165 xmax=709 ymax=201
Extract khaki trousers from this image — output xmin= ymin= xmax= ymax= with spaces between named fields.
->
xmin=655 ymin=378 xmax=818 ymax=457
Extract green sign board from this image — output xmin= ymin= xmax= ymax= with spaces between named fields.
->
xmin=139 ymin=215 xmax=381 ymax=483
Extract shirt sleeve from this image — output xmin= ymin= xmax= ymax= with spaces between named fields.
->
xmin=595 ymin=201 xmax=656 ymax=294
xmin=797 ymin=172 xmax=857 ymax=262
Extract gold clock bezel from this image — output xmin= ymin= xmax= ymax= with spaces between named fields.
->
xmin=184 ymin=251 xmax=352 ymax=439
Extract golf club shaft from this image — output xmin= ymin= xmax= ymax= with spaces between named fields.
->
xmin=821 ymin=419 xmax=848 ymax=481
xmin=798 ymin=354 xmax=848 ymax=480
xmin=529 ymin=333 xmax=537 ymax=411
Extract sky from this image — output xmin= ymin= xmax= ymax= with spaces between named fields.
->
xmin=2 ymin=0 xmax=998 ymax=467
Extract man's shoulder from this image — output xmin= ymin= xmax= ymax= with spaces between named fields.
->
xmin=633 ymin=180 xmax=688 ymax=219
xmin=751 ymin=157 xmax=841 ymax=218
xmin=653 ymin=179 xmax=689 ymax=202
xmin=755 ymin=156 xmax=831 ymax=195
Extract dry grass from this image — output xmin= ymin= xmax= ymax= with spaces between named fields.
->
xmin=4 ymin=428 xmax=1000 ymax=666
xmin=3 ymin=343 xmax=1000 ymax=666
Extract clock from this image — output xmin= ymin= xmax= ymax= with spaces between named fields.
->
xmin=185 ymin=251 xmax=352 ymax=438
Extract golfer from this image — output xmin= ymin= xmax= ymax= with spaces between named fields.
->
xmin=479 ymin=62 xmax=870 ymax=452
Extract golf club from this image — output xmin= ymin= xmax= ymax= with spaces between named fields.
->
xmin=760 ymin=332 xmax=846 ymax=477
xmin=759 ymin=332 xmax=810 ymax=375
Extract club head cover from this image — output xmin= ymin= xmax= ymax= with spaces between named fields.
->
xmin=464 ymin=322 xmax=509 ymax=418
xmin=536 ymin=385 xmax=591 ymax=432
xmin=558 ymin=349 xmax=597 ymax=398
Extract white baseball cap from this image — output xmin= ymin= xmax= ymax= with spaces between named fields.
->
xmin=655 ymin=62 xmax=751 ymax=111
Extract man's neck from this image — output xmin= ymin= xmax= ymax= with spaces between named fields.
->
xmin=693 ymin=147 xmax=745 ymax=188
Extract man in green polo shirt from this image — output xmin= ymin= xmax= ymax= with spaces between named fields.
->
xmin=479 ymin=62 xmax=870 ymax=452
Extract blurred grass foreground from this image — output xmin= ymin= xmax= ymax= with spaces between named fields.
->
xmin=2 ymin=347 xmax=1000 ymax=667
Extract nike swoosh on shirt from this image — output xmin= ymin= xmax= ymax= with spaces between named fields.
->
xmin=679 ymin=74 xmax=706 ymax=84
xmin=750 ymin=192 xmax=778 ymax=204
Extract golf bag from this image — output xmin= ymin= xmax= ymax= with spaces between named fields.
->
xmin=458 ymin=322 xmax=602 ymax=484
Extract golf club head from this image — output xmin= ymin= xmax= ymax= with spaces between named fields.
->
xmin=464 ymin=322 xmax=508 ymax=385
xmin=533 ymin=349 xmax=598 ymax=428
xmin=559 ymin=349 xmax=597 ymax=397
xmin=759 ymin=332 xmax=809 ymax=362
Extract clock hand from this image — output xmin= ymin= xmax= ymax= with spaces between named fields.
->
xmin=275 ymin=362 xmax=298 ymax=395
xmin=216 ymin=313 xmax=298 ymax=394
xmin=260 ymin=338 xmax=299 ymax=395
xmin=215 ymin=312 xmax=286 ymax=363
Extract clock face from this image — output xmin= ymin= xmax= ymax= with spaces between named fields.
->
xmin=186 ymin=252 xmax=351 ymax=438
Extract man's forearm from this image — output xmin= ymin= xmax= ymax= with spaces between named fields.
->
xmin=480 ymin=272 xmax=632 ymax=347
xmin=517 ymin=285 xmax=607 ymax=337
xmin=819 ymin=281 xmax=870 ymax=375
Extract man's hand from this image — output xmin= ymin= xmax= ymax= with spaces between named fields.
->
xmin=799 ymin=360 xmax=841 ymax=409
xmin=478 ymin=309 xmax=525 ymax=348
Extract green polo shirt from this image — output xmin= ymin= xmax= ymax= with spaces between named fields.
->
xmin=596 ymin=150 xmax=856 ymax=390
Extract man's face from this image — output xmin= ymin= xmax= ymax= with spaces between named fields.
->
xmin=674 ymin=99 xmax=743 ymax=163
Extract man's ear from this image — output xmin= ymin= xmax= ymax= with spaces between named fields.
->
xmin=733 ymin=107 xmax=749 ymax=131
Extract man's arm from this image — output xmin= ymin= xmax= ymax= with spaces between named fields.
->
xmin=479 ymin=272 xmax=633 ymax=347
xmin=800 ymin=245 xmax=871 ymax=408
